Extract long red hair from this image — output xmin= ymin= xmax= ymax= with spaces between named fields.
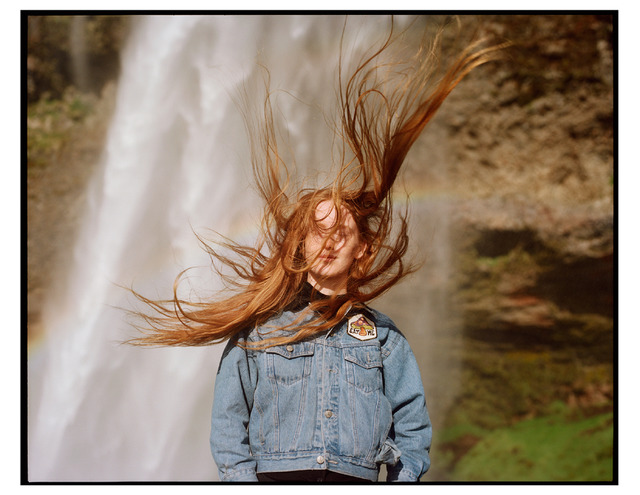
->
xmin=126 ymin=18 xmax=505 ymax=348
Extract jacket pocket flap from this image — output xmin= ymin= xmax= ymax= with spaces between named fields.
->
xmin=265 ymin=342 xmax=315 ymax=359
xmin=343 ymin=345 xmax=382 ymax=369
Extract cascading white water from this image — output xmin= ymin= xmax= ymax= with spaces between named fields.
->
xmin=28 ymin=14 xmax=456 ymax=481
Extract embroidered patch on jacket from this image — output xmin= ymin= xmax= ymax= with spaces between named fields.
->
xmin=347 ymin=314 xmax=377 ymax=341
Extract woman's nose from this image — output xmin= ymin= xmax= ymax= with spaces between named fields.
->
xmin=326 ymin=233 xmax=345 ymax=250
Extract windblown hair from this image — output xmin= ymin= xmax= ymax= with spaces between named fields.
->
xmin=127 ymin=18 xmax=505 ymax=349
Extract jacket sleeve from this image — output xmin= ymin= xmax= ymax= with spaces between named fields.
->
xmin=382 ymin=329 xmax=432 ymax=482
xmin=210 ymin=334 xmax=259 ymax=481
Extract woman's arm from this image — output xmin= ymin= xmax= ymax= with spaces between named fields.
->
xmin=210 ymin=335 xmax=259 ymax=481
xmin=382 ymin=330 xmax=432 ymax=482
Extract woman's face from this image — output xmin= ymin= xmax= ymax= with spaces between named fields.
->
xmin=304 ymin=200 xmax=366 ymax=295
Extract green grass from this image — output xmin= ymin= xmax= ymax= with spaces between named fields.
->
xmin=450 ymin=407 xmax=614 ymax=481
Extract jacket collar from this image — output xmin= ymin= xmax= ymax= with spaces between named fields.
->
xmin=284 ymin=282 xmax=348 ymax=313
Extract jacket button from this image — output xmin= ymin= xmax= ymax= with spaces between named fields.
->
xmin=316 ymin=455 xmax=325 ymax=464
xmin=324 ymin=410 xmax=333 ymax=418
xmin=286 ymin=345 xmax=294 ymax=352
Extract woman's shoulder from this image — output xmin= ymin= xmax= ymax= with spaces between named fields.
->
xmin=355 ymin=306 xmax=400 ymax=333
xmin=346 ymin=305 xmax=407 ymax=350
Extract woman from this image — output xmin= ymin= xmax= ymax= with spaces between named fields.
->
xmin=209 ymin=192 xmax=430 ymax=481
xmin=129 ymin=17 xmax=504 ymax=482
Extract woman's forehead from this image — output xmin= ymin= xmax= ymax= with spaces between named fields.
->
xmin=314 ymin=200 xmax=356 ymax=228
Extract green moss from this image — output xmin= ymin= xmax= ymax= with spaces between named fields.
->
xmin=450 ymin=409 xmax=614 ymax=481
xmin=437 ymin=421 xmax=489 ymax=445
xmin=27 ymin=88 xmax=98 ymax=169
xmin=442 ymin=343 xmax=613 ymax=431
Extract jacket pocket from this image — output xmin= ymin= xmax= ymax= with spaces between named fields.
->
xmin=265 ymin=342 xmax=315 ymax=385
xmin=343 ymin=343 xmax=383 ymax=393
xmin=375 ymin=437 xmax=401 ymax=466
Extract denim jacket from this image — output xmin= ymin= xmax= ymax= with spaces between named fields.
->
xmin=210 ymin=303 xmax=431 ymax=482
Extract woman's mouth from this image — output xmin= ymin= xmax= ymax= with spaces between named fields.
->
xmin=318 ymin=255 xmax=336 ymax=261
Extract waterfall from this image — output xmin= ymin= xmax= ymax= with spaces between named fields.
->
xmin=69 ymin=16 xmax=90 ymax=92
xmin=28 ymin=15 xmax=454 ymax=481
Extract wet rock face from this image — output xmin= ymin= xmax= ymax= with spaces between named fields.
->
xmin=452 ymin=204 xmax=613 ymax=361
xmin=426 ymin=14 xmax=615 ymax=372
